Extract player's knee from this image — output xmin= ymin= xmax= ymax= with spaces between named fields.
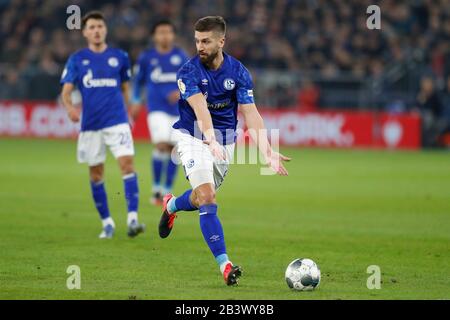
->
xmin=121 ymin=165 xmax=134 ymax=175
xmin=156 ymin=142 xmax=172 ymax=153
xmin=189 ymin=189 xmax=200 ymax=208
xmin=195 ymin=187 xmax=216 ymax=206
xmin=89 ymin=166 xmax=104 ymax=183
xmin=119 ymin=157 xmax=134 ymax=175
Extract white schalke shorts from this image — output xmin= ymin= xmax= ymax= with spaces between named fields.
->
xmin=147 ymin=111 xmax=178 ymax=144
xmin=77 ymin=123 xmax=135 ymax=166
xmin=173 ymin=129 xmax=235 ymax=190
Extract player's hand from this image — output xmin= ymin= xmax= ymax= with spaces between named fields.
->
xmin=204 ymin=139 xmax=226 ymax=161
xmin=167 ymin=90 xmax=180 ymax=105
xmin=67 ymin=106 xmax=80 ymax=123
xmin=129 ymin=104 xmax=141 ymax=121
xmin=265 ymin=151 xmax=291 ymax=176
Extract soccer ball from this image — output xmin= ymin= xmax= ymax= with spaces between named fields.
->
xmin=285 ymin=258 xmax=321 ymax=291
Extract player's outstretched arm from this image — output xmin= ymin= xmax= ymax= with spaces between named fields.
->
xmin=61 ymin=83 xmax=80 ymax=123
xmin=240 ymin=103 xmax=291 ymax=176
xmin=187 ymin=93 xmax=226 ymax=160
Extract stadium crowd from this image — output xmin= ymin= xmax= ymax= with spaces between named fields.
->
xmin=0 ymin=0 xmax=449 ymax=143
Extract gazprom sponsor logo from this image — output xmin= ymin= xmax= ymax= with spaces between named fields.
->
xmin=150 ymin=67 xmax=177 ymax=83
xmin=82 ymin=69 xmax=117 ymax=88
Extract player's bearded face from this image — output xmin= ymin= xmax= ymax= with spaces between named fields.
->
xmin=83 ymin=19 xmax=107 ymax=46
xmin=195 ymin=31 xmax=224 ymax=64
xmin=199 ymin=47 xmax=219 ymax=64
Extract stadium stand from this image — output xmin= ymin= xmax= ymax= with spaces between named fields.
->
xmin=0 ymin=0 xmax=449 ymax=144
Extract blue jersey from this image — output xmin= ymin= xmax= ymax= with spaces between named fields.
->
xmin=132 ymin=47 xmax=189 ymax=116
xmin=60 ymin=47 xmax=131 ymax=131
xmin=174 ymin=52 xmax=255 ymax=145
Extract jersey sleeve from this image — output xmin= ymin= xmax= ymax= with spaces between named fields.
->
xmin=131 ymin=52 xmax=146 ymax=104
xmin=120 ymin=50 xmax=132 ymax=83
xmin=177 ymin=62 xmax=201 ymax=100
xmin=60 ymin=54 xmax=78 ymax=85
xmin=236 ymin=63 xmax=255 ymax=104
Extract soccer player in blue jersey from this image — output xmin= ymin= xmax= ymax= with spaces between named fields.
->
xmin=158 ymin=16 xmax=291 ymax=285
xmin=60 ymin=11 xmax=145 ymax=239
xmin=131 ymin=20 xmax=189 ymax=205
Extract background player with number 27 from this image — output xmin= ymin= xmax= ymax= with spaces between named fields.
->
xmin=158 ymin=16 xmax=291 ymax=286
xmin=60 ymin=11 xmax=145 ymax=239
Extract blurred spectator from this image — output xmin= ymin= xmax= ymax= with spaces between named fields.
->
xmin=440 ymin=75 xmax=450 ymax=133
xmin=416 ymin=76 xmax=442 ymax=117
xmin=0 ymin=68 xmax=26 ymax=99
xmin=297 ymin=79 xmax=320 ymax=112
xmin=415 ymin=76 xmax=445 ymax=147
xmin=0 ymin=0 xmax=449 ymax=118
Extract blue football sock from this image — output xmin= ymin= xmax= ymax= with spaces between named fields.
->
xmin=215 ymin=253 xmax=230 ymax=267
xmin=152 ymin=150 xmax=165 ymax=190
xmin=90 ymin=181 xmax=111 ymax=220
xmin=199 ymin=204 xmax=227 ymax=260
xmin=123 ymin=173 xmax=139 ymax=213
xmin=164 ymin=158 xmax=178 ymax=192
xmin=169 ymin=189 xmax=197 ymax=213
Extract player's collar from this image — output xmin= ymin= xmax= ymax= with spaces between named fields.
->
xmin=86 ymin=44 xmax=109 ymax=55
xmin=154 ymin=46 xmax=175 ymax=55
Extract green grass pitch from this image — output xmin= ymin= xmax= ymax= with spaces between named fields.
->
xmin=0 ymin=138 xmax=449 ymax=299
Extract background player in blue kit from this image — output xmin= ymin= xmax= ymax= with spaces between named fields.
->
xmin=60 ymin=11 xmax=145 ymax=239
xmin=158 ymin=16 xmax=291 ymax=285
xmin=131 ymin=20 xmax=189 ymax=205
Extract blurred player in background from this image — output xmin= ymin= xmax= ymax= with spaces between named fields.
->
xmin=131 ymin=20 xmax=189 ymax=205
xmin=158 ymin=16 xmax=291 ymax=285
xmin=60 ymin=11 xmax=145 ymax=239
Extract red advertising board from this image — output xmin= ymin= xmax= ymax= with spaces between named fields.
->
xmin=255 ymin=110 xmax=375 ymax=147
xmin=0 ymin=101 xmax=79 ymax=138
xmin=0 ymin=101 xmax=421 ymax=149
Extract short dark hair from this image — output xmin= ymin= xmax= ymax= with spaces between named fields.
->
xmin=194 ymin=16 xmax=226 ymax=35
xmin=151 ymin=19 xmax=176 ymax=34
xmin=82 ymin=11 xmax=105 ymax=29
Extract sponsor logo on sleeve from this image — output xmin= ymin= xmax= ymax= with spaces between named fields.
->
xmin=61 ymin=68 xmax=68 ymax=80
xmin=177 ymin=79 xmax=186 ymax=94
